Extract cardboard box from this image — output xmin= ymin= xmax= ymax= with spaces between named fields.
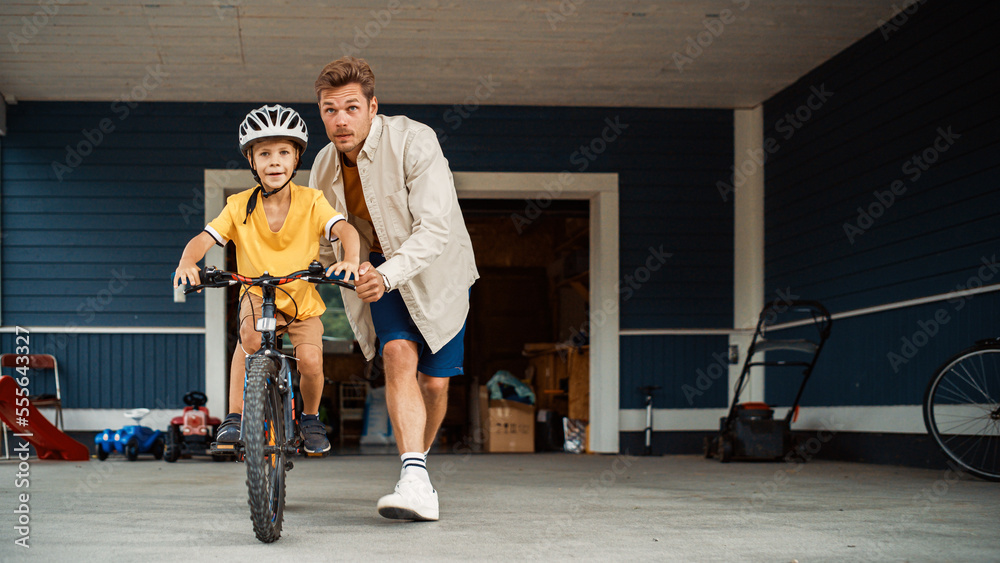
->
xmin=479 ymin=386 xmax=535 ymax=453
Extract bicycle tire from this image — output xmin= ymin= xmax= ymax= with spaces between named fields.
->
xmin=244 ymin=356 xmax=287 ymax=542
xmin=923 ymin=341 xmax=1000 ymax=482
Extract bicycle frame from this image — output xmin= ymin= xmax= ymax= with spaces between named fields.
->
xmin=239 ymin=281 xmax=298 ymax=457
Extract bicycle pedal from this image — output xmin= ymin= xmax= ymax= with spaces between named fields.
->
xmin=210 ymin=442 xmax=241 ymax=458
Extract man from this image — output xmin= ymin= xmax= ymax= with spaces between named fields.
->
xmin=310 ymin=56 xmax=479 ymax=521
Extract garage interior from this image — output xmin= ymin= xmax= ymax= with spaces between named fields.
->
xmin=247 ymin=198 xmax=594 ymax=452
xmin=1 ymin=0 xmax=998 ymax=558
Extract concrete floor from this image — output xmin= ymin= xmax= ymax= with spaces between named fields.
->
xmin=1 ymin=452 xmax=998 ymax=562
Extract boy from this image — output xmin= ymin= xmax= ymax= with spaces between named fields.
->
xmin=174 ymin=104 xmax=360 ymax=456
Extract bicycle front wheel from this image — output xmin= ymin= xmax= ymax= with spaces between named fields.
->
xmin=243 ymin=356 xmax=288 ymax=542
xmin=923 ymin=341 xmax=1000 ymax=482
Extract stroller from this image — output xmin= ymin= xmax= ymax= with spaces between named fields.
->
xmin=706 ymin=300 xmax=832 ymax=462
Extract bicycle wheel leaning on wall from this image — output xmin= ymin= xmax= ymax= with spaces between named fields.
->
xmin=923 ymin=338 xmax=1000 ymax=482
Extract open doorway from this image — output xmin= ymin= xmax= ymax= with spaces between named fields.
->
xmin=202 ymin=170 xmax=620 ymax=452
xmin=438 ymin=199 xmax=590 ymax=447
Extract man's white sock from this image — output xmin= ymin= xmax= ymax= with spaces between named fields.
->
xmin=400 ymin=452 xmax=430 ymax=485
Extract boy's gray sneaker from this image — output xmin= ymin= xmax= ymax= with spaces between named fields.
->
xmin=301 ymin=416 xmax=331 ymax=456
xmin=216 ymin=413 xmax=241 ymax=443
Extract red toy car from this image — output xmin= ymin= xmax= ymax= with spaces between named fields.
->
xmin=163 ymin=391 xmax=227 ymax=462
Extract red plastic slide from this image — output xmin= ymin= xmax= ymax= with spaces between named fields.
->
xmin=0 ymin=375 xmax=89 ymax=461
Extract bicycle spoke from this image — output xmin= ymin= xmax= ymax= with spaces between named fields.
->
xmin=948 ymin=363 xmax=992 ymax=406
xmin=939 ymin=417 xmax=989 ymax=440
xmin=935 ymin=381 xmax=993 ymax=416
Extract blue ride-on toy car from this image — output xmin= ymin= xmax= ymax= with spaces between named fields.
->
xmin=94 ymin=408 xmax=164 ymax=461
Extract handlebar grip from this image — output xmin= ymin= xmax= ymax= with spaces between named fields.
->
xmin=171 ymin=272 xmax=187 ymax=303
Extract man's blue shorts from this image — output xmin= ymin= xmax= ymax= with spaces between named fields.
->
xmin=369 ymin=252 xmax=466 ymax=377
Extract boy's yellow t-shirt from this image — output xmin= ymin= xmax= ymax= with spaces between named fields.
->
xmin=204 ymin=182 xmax=345 ymax=320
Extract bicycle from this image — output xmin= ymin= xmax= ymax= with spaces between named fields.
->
xmin=923 ymin=337 xmax=1000 ymax=482
xmin=178 ymin=260 xmax=355 ymax=542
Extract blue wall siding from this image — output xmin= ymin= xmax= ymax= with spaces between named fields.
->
xmin=2 ymin=102 xmax=734 ymax=414
xmin=397 ymin=106 xmax=734 ymax=328
xmin=620 ymin=335 xmax=729 ymax=410
xmin=762 ymin=0 xmax=1000 ymax=406
xmin=2 ymin=103 xmax=733 ymax=330
xmin=765 ymin=292 xmax=999 ymax=408
xmin=0 ymin=332 xmax=204 ymax=409
xmin=1 ymin=103 xmax=254 ymax=328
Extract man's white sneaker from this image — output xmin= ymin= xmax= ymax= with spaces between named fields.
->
xmin=376 ymin=474 xmax=439 ymax=521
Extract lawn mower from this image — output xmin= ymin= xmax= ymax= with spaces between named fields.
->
xmin=706 ymin=300 xmax=832 ymax=462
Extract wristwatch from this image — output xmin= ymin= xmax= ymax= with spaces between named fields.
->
xmin=380 ymin=272 xmax=391 ymax=292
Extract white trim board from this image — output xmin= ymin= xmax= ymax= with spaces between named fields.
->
xmin=620 ymin=328 xmax=751 ymax=336
xmin=14 ymin=408 xmax=186 ymax=432
xmin=0 ymin=326 xmax=205 ymax=334
xmin=204 ymin=169 xmax=621 ymax=453
xmin=618 ymin=405 xmax=926 ymax=434
xmin=768 ymin=282 xmax=1000 ymax=332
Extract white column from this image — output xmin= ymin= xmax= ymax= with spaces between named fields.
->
xmin=731 ymin=107 xmax=765 ymax=404
xmin=204 ymin=180 xmax=227 ymax=418
xmin=590 ymin=189 xmax=619 ymax=453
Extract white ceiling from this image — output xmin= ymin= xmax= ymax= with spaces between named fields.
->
xmin=0 ymin=0 xmax=903 ymax=108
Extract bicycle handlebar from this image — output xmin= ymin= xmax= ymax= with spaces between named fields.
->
xmin=177 ymin=259 xmax=356 ymax=298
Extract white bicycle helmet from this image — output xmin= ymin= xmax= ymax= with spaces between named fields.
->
xmin=238 ymin=104 xmax=308 ymax=156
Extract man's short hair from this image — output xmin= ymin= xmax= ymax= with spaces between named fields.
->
xmin=314 ymin=56 xmax=376 ymax=103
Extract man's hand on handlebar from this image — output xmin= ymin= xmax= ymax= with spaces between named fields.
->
xmin=355 ymin=261 xmax=386 ymax=304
